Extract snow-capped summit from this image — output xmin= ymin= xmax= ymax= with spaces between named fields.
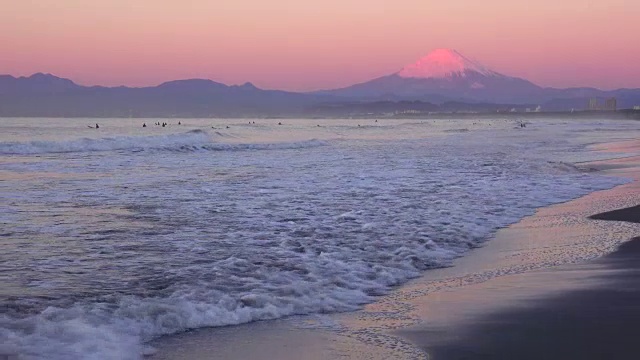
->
xmin=321 ymin=49 xmax=544 ymax=103
xmin=397 ymin=49 xmax=500 ymax=79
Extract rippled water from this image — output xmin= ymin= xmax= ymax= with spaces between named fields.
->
xmin=0 ymin=117 xmax=637 ymax=359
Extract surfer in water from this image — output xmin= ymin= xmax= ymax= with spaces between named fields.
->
xmin=95 ymin=123 xmax=99 ymax=129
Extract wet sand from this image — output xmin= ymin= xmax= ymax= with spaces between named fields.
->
xmin=402 ymin=230 xmax=640 ymax=360
xmin=151 ymin=143 xmax=640 ymax=360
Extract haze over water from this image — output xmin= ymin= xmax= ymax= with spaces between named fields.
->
xmin=1 ymin=117 xmax=638 ymax=359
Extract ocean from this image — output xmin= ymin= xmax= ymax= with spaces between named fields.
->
xmin=0 ymin=117 xmax=637 ymax=359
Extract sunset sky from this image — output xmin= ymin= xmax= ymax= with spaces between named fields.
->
xmin=1 ymin=0 xmax=639 ymax=91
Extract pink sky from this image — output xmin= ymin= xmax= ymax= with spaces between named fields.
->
xmin=1 ymin=0 xmax=639 ymax=91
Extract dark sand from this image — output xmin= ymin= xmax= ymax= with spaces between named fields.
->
xmin=402 ymin=207 xmax=640 ymax=360
xmin=416 ymin=243 xmax=640 ymax=359
xmin=589 ymin=205 xmax=640 ymax=223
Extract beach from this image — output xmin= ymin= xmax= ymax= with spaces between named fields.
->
xmin=152 ymin=139 xmax=640 ymax=360
xmin=411 ymin=235 xmax=640 ymax=360
xmin=1 ymin=118 xmax=639 ymax=360
xmin=398 ymin=158 xmax=640 ymax=360
xmin=344 ymin=146 xmax=640 ymax=360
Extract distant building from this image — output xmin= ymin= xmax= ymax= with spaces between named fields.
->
xmin=604 ymin=98 xmax=617 ymax=111
xmin=534 ymin=105 xmax=542 ymax=112
xmin=634 ymin=106 xmax=640 ymax=111
xmin=395 ymin=109 xmax=420 ymax=114
xmin=588 ymin=98 xmax=617 ymax=111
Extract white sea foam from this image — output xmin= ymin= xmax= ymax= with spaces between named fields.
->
xmin=0 ymin=118 xmax=635 ymax=359
xmin=0 ymin=130 xmax=327 ymax=155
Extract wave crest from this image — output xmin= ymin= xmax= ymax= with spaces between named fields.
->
xmin=0 ymin=130 xmax=327 ymax=155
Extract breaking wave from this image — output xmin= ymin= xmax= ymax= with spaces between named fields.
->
xmin=0 ymin=166 xmax=628 ymax=360
xmin=0 ymin=130 xmax=328 ymax=155
xmin=1 ymin=119 xmax=635 ymax=360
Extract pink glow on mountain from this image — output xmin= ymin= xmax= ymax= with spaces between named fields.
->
xmin=397 ymin=49 xmax=499 ymax=79
xmin=1 ymin=1 xmax=639 ymax=90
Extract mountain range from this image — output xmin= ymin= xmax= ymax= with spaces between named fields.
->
xmin=0 ymin=73 xmax=320 ymax=117
xmin=1 ymin=49 xmax=639 ymax=117
xmin=319 ymin=49 xmax=640 ymax=107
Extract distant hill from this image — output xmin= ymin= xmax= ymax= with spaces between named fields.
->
xmin=0 ymin=74 xmax=321 ymax=117
xmin=2 ymin=52 xmax=640 ymax=117
xmin=0 ymin=73 xmax=80 ymax=94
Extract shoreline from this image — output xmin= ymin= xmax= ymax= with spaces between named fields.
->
xmin=151 ymin=143 xmax=640 ymax=360
xmin=400 ymin=209 xmax=640 ymax=360
xmin=329 ymin=151 xmax=640 ymax=360
xmin=393 ymin=150 xmax=640 ymax=359
xmin=403 ymin=234 xmax=640 ymax=359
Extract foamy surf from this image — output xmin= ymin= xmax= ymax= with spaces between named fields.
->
xmin=0 ymin=168 xmax=626 ymax=359
xmin=0 ymin=130 xmax=328 ymax=155
xmin=1 ymin=118 xmax=638 ymax=360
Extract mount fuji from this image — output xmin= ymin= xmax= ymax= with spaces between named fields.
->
xmin=320 ymin=49 xmax=546 ymax=103
xmin=397 ymin=48 xmax=499 ymax=79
